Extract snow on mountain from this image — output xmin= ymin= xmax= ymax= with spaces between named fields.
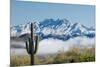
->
xmin=10 ymin=19 xmax=95 ymax=40
xmin=11 ymin=23 xmax=31 ymax=37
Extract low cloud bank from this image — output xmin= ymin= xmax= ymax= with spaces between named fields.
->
xmin=11 ymin=37 xmax=95 ymax=55
xmin=37 ymin=37 xmax=95 ymax=55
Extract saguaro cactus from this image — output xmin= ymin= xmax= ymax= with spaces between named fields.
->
xmin=25 ymin=23 xmax=39 ymax=65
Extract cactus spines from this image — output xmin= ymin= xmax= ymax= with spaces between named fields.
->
xmin=25 ymin=23 xmax=39 ymax=65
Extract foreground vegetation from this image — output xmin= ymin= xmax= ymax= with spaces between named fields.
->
xmin=10 ymin=47 xmax=95 ymax=66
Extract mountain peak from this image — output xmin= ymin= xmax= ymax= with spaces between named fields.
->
xmin=11 ymin=18 xmax=95 ymax=40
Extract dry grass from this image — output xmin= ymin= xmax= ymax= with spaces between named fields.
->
xmin=10 ymin=47 xmax=95 ymax=66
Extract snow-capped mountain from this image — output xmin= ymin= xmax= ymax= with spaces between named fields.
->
xmin=10 ymin=19 xmax=95 ymax=40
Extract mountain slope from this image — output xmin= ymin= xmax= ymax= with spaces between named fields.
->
xmin=11 ymin=19 xmax=95 ymax=40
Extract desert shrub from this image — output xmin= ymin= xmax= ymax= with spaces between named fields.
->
xmin=79 ymin=47 xmax=95 ymax=62
xmin=53 ymin=47 xmax=81 ymax=63
xmin=10 ymin=47 xmax=95 ymax=66
xmin=53 ymin=47 xmax=95 ymax=64
xmin=10 ymin=55 xmax=30 ymax=66
xmin=53 ymin=53 xmax=67 ymax=64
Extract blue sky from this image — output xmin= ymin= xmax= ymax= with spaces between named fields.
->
xmin=11 ymin=0 xmax=95 ymax=27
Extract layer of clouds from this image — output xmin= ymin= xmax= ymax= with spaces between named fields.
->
xmin=37 ymin=37 xmax=95 ymax=55
xmin=11 ymin=37 xmax=95 ymax=55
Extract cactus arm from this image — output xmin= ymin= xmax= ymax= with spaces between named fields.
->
xmin=34 ymin=36 xmax=39 ymax=54
xmin=26 ymin=41 xmax=29 ymax=54
xmin=26 ymin=37 xmax=32 ymax=54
